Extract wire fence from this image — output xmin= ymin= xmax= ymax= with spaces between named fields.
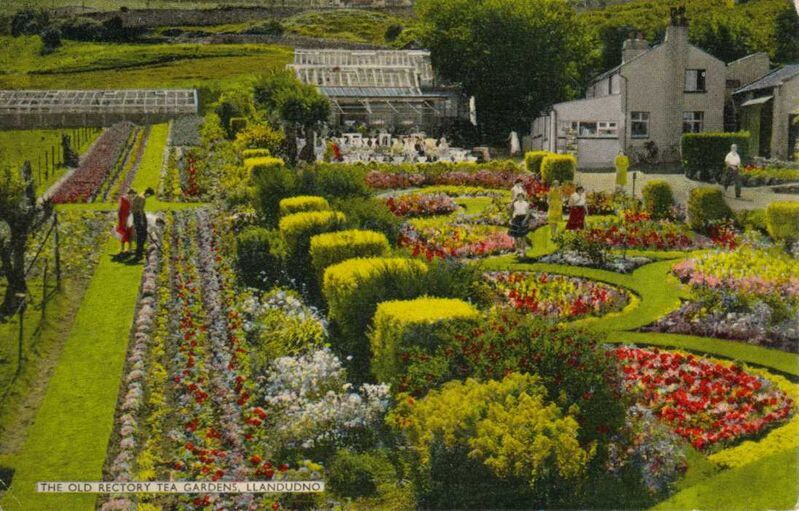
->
xmin=30 ymin=127 xmax=102 ymax=191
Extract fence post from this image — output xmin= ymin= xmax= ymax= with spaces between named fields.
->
xmin=41 ymin=259 xmax=49 ymax=321
xmin=51 ymin=145 xmax=56 ymax=170
xmin=15 ymin=295 xmax=26 ymax=377
xmin=54 ymin=214 xmax=62 ymax=290
xmin=44 ymin=151 xmax=49 ymax=179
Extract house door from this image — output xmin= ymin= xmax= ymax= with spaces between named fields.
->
xmin=789 ymin=114 xmax=798 ymax=161
xmin=759 ymin=101 xmax=773 ymax=158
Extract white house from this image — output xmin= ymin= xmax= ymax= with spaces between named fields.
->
xmin=531 ymin=12 xmax=770 ymax=168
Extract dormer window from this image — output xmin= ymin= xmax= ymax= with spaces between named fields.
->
xmin=685 ymin=69 xmax=707 ymax=92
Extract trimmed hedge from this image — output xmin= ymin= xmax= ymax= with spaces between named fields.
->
xmin=687 ymin=187 xmax=733 ymax=231
xmin=310 ymin=229 xmax=390 ymax=283
xmin=541 ymin=154 xmax=576 ymax=185
xmin=242 ymin=148 xmax=271 ymax=159
xmin=236 ymin=226 xmax=282 ymax=289
xmin=766 ymin=201 xmax=799 ymax=242
xmin=642 ymin=180 xmax=675 ymax=220
xmin=322 ymin=257 xmax=428 ymax=378
xmin=279 ymin=211 xmax=347 ymax=278
xmin=250 ymin=157 xmax=295 ymax=227
xmin=370 ymin=297 xmax=479 ymax=385
xmin=279 ymin=195 xmax=331 ymax=217
xmin=524 ymin=151 xmax=553 ymax=174
xmin=681 ymin=132 xmax=750 ymax=181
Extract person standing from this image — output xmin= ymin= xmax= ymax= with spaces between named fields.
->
xmin=115 ymin=190 xmax=134 ymax=254
xmin=132 ymin=187 xmax=155 ymax=260
xmin=615 ymin=151 xmax=629 ymax=192
xmin=566 ymin=185 xmax=588 ymax=231
xmin=508 ymin=131 xmax=521 ymax=157
xmin=511 ymin=178 xmax=526 ymax=200
xmin=508 ymin=193 xmax=532 ymax=257
xmin=547 ymin=180 xmax=563 ymax=240
xmin=724 ymin=144 xmax=742 ymax=199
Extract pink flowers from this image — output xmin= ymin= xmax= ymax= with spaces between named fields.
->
xmin=384 ymin=193 xmax=458 ymax=217
xmin=51 ymin=123 xmax=133 ymax=203
xmin=614 ymin=347 xmax=794 ymax=450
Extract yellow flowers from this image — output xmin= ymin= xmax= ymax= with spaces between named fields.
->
xmin=323 ymin=257 xmax=428 ymax=295
xmin=388 ymin=374 xmax=594 ymax=483
xmin=279 ymin=195 xmax=331 ymax=217
xmin=243 ymin=156 xmax=285 ymax=175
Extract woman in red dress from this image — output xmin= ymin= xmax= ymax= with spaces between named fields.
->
xmin=115 ymin=190 xmax=133 ymax=254
xmin=566 ymin=186 xmax=588 ymax=231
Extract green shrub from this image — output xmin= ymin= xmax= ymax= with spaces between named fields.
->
xmin=236 ymin=227 xmax=282 ymax=289
xmin=229 ymin=117 xmax=247 ymax=136
xmin=241 ymin=148 xmax=272 ymax=159
xmin=279 ymin=211 xmax=347 ymax=279
xmin=687 ymin=187 xmax=733 ymax=231
xmin=735 ymin=208 xmax=768 ymax=233
xmin=332 ymin=197 xmax=403 ymax=245
xmin=310 ymin=229 xmax=389 ymax=283
xmin=279 ymin=195 xmax=331 ymax=217
xmin=681 ymin=132 xmax=750 ymax=181
xmin=328 ymin=449 xmax=396 ymax=499
xmin=642 ymin=180 xmax=675 ymax=219
xmin=766 ymin=201 xmax=799 ymax=242
xmin=524 ymin=151 xmax=553 ymax=174
xmin=387 ymin=373 xmax=592 ymax=508
xmin=322 ymin=257 xmax=428 ymax=379
xmin=541 ymin=154 xmax=576 ymax=184
xmin=250 ymin=158 xmax=296 ymax=227
xmin=370 ymin=297 xmax=479 ymax=386
xmin=302 ymin=163 xmax=371 ymax=199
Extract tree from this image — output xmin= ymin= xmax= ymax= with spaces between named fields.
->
xmin=689 ymin=15 xmax=752 ymax=63
xmin=0 ymin=161 xmax=52 ymax=317
xmin=278 ymin=87 xmax=330 ymax=164
xmin=415 ymin=0 xmax=594 ymax=143
xmin=774 ymin=6 xmax=799 ymax=64
xmin=40 ymin=26 xmax=62 ymax=54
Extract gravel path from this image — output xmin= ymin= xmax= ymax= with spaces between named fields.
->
xmin=575 ymin=171 xmax=798 ymax=211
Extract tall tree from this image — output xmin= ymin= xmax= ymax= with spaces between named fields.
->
xmin=416 ymin=0 xmax=595 ymax=143
xmin=774 ymin=6 xmax=799 ymax=64
xmin=0 ymin=161 xmax=52 ymax=316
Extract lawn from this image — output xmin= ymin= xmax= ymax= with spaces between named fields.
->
xmin=283 ymin=9 xmax=410 ymax=45
xmin=0 ymin=36 xmax=293 ymax=90
xmin=130 ymin=123 xmax=169 ymax=193
xmin=0 ymin=128 xmax=101 ymax=193
xmin=0 ymin=236 xmax=145 ymax=511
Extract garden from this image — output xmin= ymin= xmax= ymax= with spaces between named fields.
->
xmin=1 ymin=68 xmax=799 ymax=511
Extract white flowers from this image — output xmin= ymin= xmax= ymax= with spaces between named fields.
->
xmin=262 ymin=348 xmax=390 ymax=450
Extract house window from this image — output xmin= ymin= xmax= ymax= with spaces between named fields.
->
xmin=579 ymin=122 xmax=598 ymax=137
xmin=682 ymin=111 xmax=704 ymax=133
xmin=685 ymin=69 xmax=707 ymax=92
xmin=631 ymin=112 xmax=650 ymax=138
xmin=598 ymin=121 xmax=618 ymax=137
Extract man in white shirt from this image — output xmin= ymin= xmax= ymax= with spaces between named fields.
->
xmin=723 ymin=144 xmax=742 ymax=198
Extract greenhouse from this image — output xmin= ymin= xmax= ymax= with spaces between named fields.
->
xmin=0 ymin=89 xmax=199 ymax=129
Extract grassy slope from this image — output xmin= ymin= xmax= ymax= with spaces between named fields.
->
xmin=0 ymin=36 xmax=292 ymax=89
xmin=283 ymin=9 xmax=407 ymax=45
xmin=0 ymin=237 xmax=144 ymax=511
xmin=130 ymin=123 xmax=169 ymax=193
xmin=0 ymin=128 xmax=101 ymax=193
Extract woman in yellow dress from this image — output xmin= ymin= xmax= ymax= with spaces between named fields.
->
xmin=547 ymin=180 xmax=563 ymax=240
xmin=615 ymin=151 xmax=629 ymax=192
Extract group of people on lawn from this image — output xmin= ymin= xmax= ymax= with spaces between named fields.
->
xmin=508 ymin=178 xmax=591 ymax=258
xmin=114 ymin=187 xmax=155 ymax=260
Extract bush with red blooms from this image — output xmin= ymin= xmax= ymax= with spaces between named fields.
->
xmin=579 ymin=210 xmax=696 ymax=250
xmin=613 ymin=346 xmax=794 ymax=450
xmin=384 ymin=193 xmax=458 ymax=217
xmin=396 ymin=311 xmax=626 ymax=447
xmin=51 ymin=123 xmax=133 ymax=203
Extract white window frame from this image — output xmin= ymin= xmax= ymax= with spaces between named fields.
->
xmin=685 ymin=69 xmax=707 ymax=92
xmin=631 ymin=111 xmax=650 ymax=139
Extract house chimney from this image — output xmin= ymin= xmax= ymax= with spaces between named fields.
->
xmin=665 ymin=6 xmax=689 ymax=48
xmin=622 ymin=32 xmax=650 ymax=64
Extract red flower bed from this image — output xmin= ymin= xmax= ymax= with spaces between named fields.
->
xmin=51 ymin=123 xmax=133 ymax=204
xmin=385 ymin=193 xmax=458 ymax=217
xmin=580 ymin=211 xmax=696 ymax=250
xmin=614 ymin=346 xmax=793 ymax=450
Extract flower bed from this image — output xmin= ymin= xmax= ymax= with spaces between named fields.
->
xmin=51 ymin=123 xmax=134 ymax=204
xmin=741 ymin=165 xmax=799 ymax=186
xmin=170 ymin=116 xmax=204 ymax=147
xmin=366 ymin=169 xmax=533 ymax=191
xmin=579 ymin=210 xmax=699 ymax=250
xmin=384 ymin=193 xmax=458 ymax=217
xmin=483 ymin=271 xmax=629 ymax=319
xmin=399 ymin=223 xmax=514 ymax=260
xmin=644 ymin=247 xmax=799 ymax=350
xmin=538 ymin=251 xmax=652 ymax=274
xmin=613 ymin=346 xmax=794 ymax=450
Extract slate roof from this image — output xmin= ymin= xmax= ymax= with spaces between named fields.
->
xmin=735 ymin=64 xmax=799 ymax=94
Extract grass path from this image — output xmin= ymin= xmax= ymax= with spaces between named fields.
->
xmin=130 ymin=123 xmax=170 ymax=193
xmin=0 ymin=237 xmax=145 ymax=511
